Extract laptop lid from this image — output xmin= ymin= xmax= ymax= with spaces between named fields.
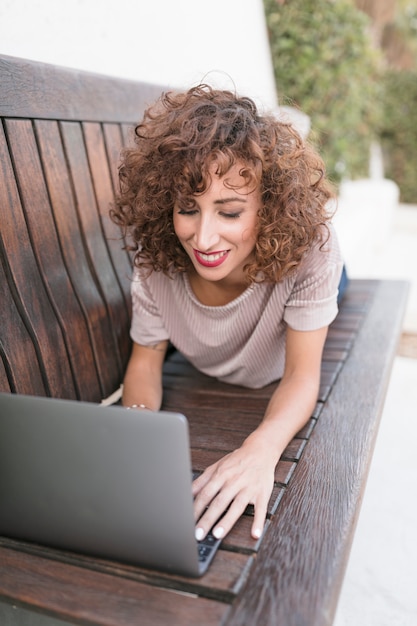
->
xmin=0 ymin=392 xmax=218 ymax=577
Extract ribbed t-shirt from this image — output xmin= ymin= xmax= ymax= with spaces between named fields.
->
xmin=130 ymin=225 xmax=343 ymax=388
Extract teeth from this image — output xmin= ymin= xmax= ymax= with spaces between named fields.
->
xmin=198 ymin=251 xmax=227 ymax=262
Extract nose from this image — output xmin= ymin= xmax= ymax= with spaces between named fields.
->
xmin=194 ymin=213 xmax=221 ymax=251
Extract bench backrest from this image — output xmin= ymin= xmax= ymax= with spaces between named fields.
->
xmin=0 ymin=55 xmax=163 ymax=401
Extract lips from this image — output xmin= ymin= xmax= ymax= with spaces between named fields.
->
xmin=193 ymin=249 xmax=229 ymax=268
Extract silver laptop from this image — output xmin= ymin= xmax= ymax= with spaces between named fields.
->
xmin=0 ymin=392 xmax=221 ymax=577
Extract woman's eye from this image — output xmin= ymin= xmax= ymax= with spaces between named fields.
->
xmin=177 ymin=209 xmax=198 ymax=216
xmin=221 ymin=212 xmax=241 ymax=219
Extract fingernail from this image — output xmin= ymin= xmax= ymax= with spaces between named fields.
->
xmin=195 ymin=527 xmax=204 ymax=541
xmin=253 ymin=528 xmax=262 ymax=539
xmin=213 ymin=526 xmax=224 ymax=539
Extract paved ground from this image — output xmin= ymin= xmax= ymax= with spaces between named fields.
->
xmin=334 ymin=356 xmax=417 ymax=626
xmin=333 ymin=188 xmax=417 ymax=625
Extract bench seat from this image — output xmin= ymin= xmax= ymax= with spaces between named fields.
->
xmin=0 ymin=54 xmax=408 ymax=626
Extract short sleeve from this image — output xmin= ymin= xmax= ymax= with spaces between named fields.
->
xmin=130 ymin=268 xmax=170 ymax=346
xmin=283 ymin=226 xmax=344 ymax=331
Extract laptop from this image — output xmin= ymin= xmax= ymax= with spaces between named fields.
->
xmin=0 ymin=392 xmax=221 ymax=577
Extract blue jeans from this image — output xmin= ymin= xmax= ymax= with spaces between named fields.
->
xmin=337 ymin=265 xmax=349 ymax=304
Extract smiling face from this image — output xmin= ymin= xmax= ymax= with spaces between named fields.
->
xmin=173 ymin=162 xmax=260 ymax=292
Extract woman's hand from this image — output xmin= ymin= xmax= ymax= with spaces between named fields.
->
xmin=192 ymin=433 xmax=278 ymax=541
xmin=192 ymin=326 xmax=329 ymax=541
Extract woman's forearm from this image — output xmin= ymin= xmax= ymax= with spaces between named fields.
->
xmin=121 ymin=341 xmax=168 ymax=410
xmin=243 ymin=372 xmax=320 ymax=464
xmin=243 ymin=325 xmax=327 ymax=464
xmin=122 ymin=366 xmax=163 ymax=410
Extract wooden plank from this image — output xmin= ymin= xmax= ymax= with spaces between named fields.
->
xmin=0 ymin=601 xmax=70 ymax=626
xmin=0 ymin=359 xmax=11 ymax=394
xmin=34 ymin=118 xmax=118 ymax=400
xmin=296 ymin=417 xmax=316 ymax=439
xmin=102 ymin=123 xmax=125 ymax=191
xmin=163 ymin=404 xmax=315 ymax=441
xmin=0 ymin=54 xmax=164 ymax=123
xmin=102 ymin=122 xmax=137 ymax=269
xmin=163 ymin=371 xmax=276 ymax=399
xmin=59 ymin=120 xmax=128 ymax=395
xmin=0 ymin=258 xmax=46 ymax=395
xmin=121 ymin=123 xmax=136 ymax=147
xmin=322 ymin=348 xmax=349 ymax=362
xmin=188 ymin=422 xmax=306 ymax=461
xmin=224 ymin=280 xmax=409 ymax=626
xmin=0 ymin=546 xmax=229 ymax=626
xmin=162 ymin=379 xmax=273 ymax=402
xmin=83 ymin=122 xmax=132 ymax=308
xmin=0 ymin=121 xmax=76 ymax=398
xmin=175 ymin=406 xmax=269 ymax=433
xmin=0 ymin=535 xmax=252 ymax=603
xmin=329 ymin=313 xmax=363 ymax=332
xmin=83 ymin=121 xmax=132 ymax=368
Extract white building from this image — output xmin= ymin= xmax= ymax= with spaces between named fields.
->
xmin=0 ymin=0 xmax=277 ymax=111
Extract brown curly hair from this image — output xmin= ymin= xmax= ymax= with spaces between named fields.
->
xmin=111 ymin=84 xmax=335 ymax=283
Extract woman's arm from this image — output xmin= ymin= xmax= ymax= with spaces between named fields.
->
xmin=192 ymin=325 xmax=329 ymax=540
xmin=122 ymin=340 xmax=169 ymax=410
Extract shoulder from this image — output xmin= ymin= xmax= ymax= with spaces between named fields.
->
xmin=131 ymin=266 xmax=183 ymax=301
xmin=296 ymin=224 xmax=342 ymax=282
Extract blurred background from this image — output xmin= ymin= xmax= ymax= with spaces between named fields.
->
xmin=1 ymin=1 xmax=416 ymax=623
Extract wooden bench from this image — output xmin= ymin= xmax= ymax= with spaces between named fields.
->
xmin=0 ymin=54 xmax=409 ymax=626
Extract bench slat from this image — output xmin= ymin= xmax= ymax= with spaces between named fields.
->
xmin=0 ymin=257 xmax=46 ymax=395
xmin=36 ymin=118 xmax=114 ymax=399
xmin=0 ymin=55 xmax=164 ymax=123
xmin=0 ymin=121 xmax=77 ymax=398
xmin=83 ymin=121 xmax=133 ymax=311
xmin=60 ymin=120 xmax=126 ymax=374
xmin=0 ymin=537 xmax=252 ymax=603
xmin=0 ymin=546 xmax=229 ymax=626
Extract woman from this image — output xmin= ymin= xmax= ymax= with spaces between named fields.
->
xmin=111 ymin=85 xmax=344 ymax=542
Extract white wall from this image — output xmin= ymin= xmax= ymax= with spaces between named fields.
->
xmin=0 ymin=0 xmax=277 ymax=110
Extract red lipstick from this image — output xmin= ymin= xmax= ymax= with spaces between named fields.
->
xmin=193 ymin=249 xmax=229 ymax=268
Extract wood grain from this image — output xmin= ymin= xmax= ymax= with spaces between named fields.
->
xmin=224 ymin=280 xmax=409 ymax=626
xmin=0 ymin=546 xmax=229 ymax=626
xmin=0 ymin=54 xmax=164 ymax=123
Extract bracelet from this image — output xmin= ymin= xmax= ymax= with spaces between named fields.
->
xmin=126 ymin=404 xmax=151 ymax=411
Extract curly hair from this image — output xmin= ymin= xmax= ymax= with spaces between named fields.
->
xmin=111 ymin=84 xmax=335 ymax=283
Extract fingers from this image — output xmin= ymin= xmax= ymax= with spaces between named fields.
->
xmin=192 ymin=465 xmax=222 ymax=523
xmin=195 ymin=489 xmax=251 ymax=540
xmin=194 ymin=478 xmax=270 ymax=541
xmin=192 ymin=447 xmax=275 ymax=541
xmin=251 ymin=498 xmax=269 ymax=539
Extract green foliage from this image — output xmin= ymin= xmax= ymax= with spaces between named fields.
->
xmin=396 ymin=0 xmax=417 ymax=59
xmin=380 ymin=69 xmax=417 ymax=203
xmin=263 ymin=0 xmax=383 ymax=183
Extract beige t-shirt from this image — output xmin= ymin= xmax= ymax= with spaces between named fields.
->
xmin=130 ymin=226 xmax=343 ymax=388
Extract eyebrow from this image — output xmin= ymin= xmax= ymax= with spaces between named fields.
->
xmin=213 ymin=197 xmax=247 ymax=205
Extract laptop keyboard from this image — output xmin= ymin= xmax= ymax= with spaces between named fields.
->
xmin=197 ymin=529 xmax=221 ymax=563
